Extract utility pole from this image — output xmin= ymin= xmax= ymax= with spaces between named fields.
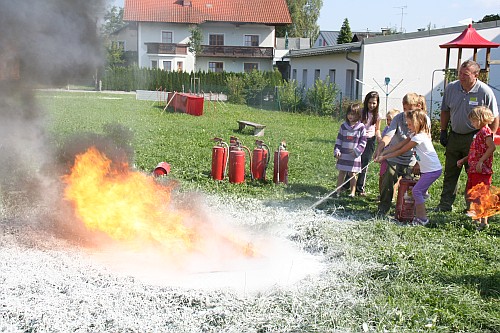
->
xmin=394 ymin=5 xmax=407 ymax=33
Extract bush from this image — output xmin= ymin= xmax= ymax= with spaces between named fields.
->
xmin=305 ymin=77 xmax=339 ymax=116
xmin=277 ymin=80 xmax=303 ymax=112
xmin=430 ymin=118 xmax=442 ymax=142
xmin=226 ymin=75 xmax=246 ymax=104
xmin=243 ymin=70 xmax=268 ymax=106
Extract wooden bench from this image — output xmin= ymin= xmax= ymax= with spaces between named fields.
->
xmin=237 ymin=120 xmax=266 ymax=136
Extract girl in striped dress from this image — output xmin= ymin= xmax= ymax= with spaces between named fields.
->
xmin=334 ymin=103 xmax=367 ymax=197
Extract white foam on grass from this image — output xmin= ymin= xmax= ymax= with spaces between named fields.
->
xmin=86 ymin=236 xmax=324 ymax=294
xmin=0 ymin=193 xmax=365 ymax=332
xmin=84 ymin=194 xmax=326 ymax=294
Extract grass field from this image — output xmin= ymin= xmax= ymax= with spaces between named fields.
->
xmin=36 ymin=90 xmax=499 ymax=332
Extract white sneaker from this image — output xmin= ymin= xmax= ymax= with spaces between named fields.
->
xmin=411 ymin=217 xmax=429 ymax=226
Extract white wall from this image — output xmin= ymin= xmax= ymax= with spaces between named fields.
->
xmin=289 ymin=23 xmax=500 ymax=119
xmin=111 ymin=25 xmax=137 ymax=52
xmin=290 ymin=52 xmax=359 ymax=99
xmin=137 ymin=22 xmax=275 ymax=73
xmin=361 ymin=26 xmax=500 ymax=118
xmin=200 ymin=22 xmax=275 ymax=48
xmin=138 ymin=22 xmax=194 ymax=71
xmin=196 ymin=58 xmax=273 ymax=72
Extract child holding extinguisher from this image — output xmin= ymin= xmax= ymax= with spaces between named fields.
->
xmin=375 ymin=109 xmax=442 ymax=225
xmin=333 ymin=103 xmax=367 ymax=197
xmin=457 ymin=106 xmax=496 ymax=231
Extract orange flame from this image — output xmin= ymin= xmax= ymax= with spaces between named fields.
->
xmin=467 ymin=183 xmax=500 ymax=219
xmin=62 ymin=147 xmax=255 ymax=262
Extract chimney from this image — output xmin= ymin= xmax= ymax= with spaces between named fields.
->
xmin=183 ymin=0 xmax=192 ymax=6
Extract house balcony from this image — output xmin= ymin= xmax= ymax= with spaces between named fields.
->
xmin=145 ymin=43 xmax=188 ymax=55
xmin=198 ymin=45 xmax=273 ymax=58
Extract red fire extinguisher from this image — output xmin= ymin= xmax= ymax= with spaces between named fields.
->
xmin=251 ymin=140 xmax=270 ymax=181
xmin=273 ymin=141 xmax=288 ymax=184
xmin=395 ymin=176 xmax=418 ymax=222
xmin=153 ymin=162 xmax=171 ymax=177
xmin=229 ymin=139 xmax=252 ymax=184
xmin=211 ymin=137 xmax=229 ymax=180
xmin=229 ymin=136 xmax=239 ymax=152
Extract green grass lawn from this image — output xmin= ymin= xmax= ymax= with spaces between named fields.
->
xmin=38 ymin=90 xmax=499 ymax=332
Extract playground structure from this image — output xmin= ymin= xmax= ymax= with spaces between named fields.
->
xmin=439 ymin=23 xmax=500 ymax=144
xmin=439 ymin=24 xmax=499 ymax=84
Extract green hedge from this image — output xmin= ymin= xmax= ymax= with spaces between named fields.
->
xmin=101 ymin=66 xmax=283 ymax=94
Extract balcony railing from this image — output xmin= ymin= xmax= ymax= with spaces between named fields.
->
xmin=145 ymin=43 xmax=188 ymax=55
xmin=199 ymin=45 xmax=273 ymax=58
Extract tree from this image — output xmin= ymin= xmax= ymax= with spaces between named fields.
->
xmin=101 ymin=6 xmax=126 ymax=67
xmin=337 ymin=18 xmax=352 ymax=44
xmin=276 ymin=0 xmax=323 ymax=46
xmin=188 ymin=25 xmax=203 ymax=92
xmin=106 ymin=43 xmax=125 ymax=67
xmin=101 ymin=6 xmax=125 ymax=36
xmin=477 ymin=14 xmax=500 ymax=23
xmin=188 ymin=25 xmax=203 ymax=60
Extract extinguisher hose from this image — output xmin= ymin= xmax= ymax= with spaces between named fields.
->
xmin=242 ymin=145 xmax=253 ymax=181
xmin=276 ymin=146 xmax=281 ymax=183
xmin=262 ymin=143 xmax=270 ymax=179
xmin=309 ymin=160 xmax=375 ymax=209
xmin=222 ymin=141 xmax=229 ymax=178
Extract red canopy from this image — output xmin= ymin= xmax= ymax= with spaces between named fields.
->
xmin=440 ymin=24 xmax=500 ymax=49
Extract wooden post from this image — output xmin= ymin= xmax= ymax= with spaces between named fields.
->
xmin=444 ymin=48 xmax=451 ymax=87
xmin=486 ymin=48 xmax=492 ymax=83
xmin=457 ymin=48 xmax=463 ymax=70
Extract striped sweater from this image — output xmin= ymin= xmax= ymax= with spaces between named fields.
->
xmin=334 ymin=121 xmax=367 ymax=173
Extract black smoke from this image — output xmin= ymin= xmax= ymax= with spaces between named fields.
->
xmin=0 ymin=0 xmax=107 ymax=223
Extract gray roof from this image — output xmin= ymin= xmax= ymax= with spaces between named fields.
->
xmin=291 ymin=20 xmax=500 ymax=58
xmin=317 ymin=31 xmax=339 ymax=46
xmin=289 ymin=42 xmax=361 ymax=58
xmin=361 ymin=20 xmax=500 ymax=45
xmin=315 ymin=30 xmax=384 ymax=47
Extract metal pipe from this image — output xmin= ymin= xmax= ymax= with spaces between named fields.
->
xmin=430 ymin=69 xmax=445 ymax=120
xmin=345 ymin=50 xmax=360 ymax=100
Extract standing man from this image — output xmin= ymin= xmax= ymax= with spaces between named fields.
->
xmin=435 ymin=60 xmax=499 ymax=212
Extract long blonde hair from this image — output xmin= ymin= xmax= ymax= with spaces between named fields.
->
xmin=406 ymin=109 xmax=430 ymax=134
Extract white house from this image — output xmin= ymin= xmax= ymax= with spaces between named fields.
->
xmin=289 ymin=20 xmax=500 ymax=118
xmin=109 ymin=22 xmax=138 ymax=66
xmin=109 ymin=23 xmax=138 ymax=53
xmin=123 ymin=0 xmax=291 ymax=73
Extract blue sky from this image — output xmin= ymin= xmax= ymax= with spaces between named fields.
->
xmin=110 ymin=0 xmax=499 ymax=33
xmin=318 ymin=0 xmax=499 ymax=33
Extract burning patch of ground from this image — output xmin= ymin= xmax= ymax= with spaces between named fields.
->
xmin=0 ymin=133 xmax=371 ymax=331
xmin=0 ymin=186 xmax=368 ymax=332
